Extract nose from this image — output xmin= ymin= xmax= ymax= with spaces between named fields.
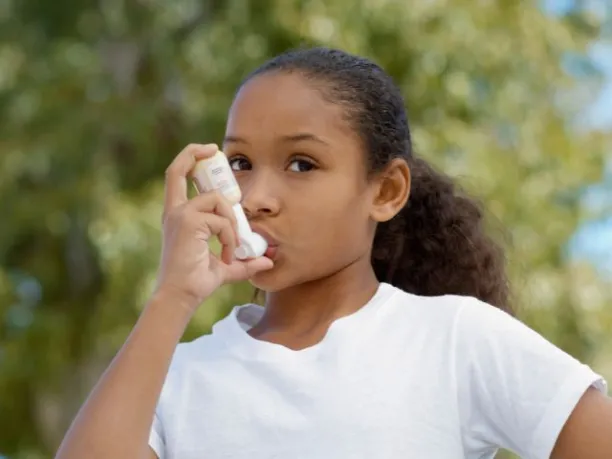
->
xmin=240 ymin=172 xmax=280 ymax=219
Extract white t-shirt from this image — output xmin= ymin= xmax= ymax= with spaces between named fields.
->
xmin=148 ymin=283 xmax=607 ymax=459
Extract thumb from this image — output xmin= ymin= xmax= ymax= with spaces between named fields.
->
xmin=224 ymin=256 xmax=274 ymax=282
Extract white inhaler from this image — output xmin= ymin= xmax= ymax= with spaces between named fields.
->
xmin=191 ymin=150 xmax=267 ymax=260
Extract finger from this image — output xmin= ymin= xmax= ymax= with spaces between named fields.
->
xmin=194 ymin=213 xmax=237 ymax=265
xmin=188 ymin=191 xmax=239 ymax=241
xmin=224 ymin=257 xmax=274 ymax=283
xmin=163 ymin=143 xmax=218 ymax=220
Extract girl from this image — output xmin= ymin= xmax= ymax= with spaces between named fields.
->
xmin=56 ymin=48 xmax=612 ymax=459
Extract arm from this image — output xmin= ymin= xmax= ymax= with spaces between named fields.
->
xmin=54 ymin=144 xmax=272 ymax=459
xmin=54 ymin=291 xmax=192 ymax=459
xmin=551 ymin=387 xmax=612 ymax=459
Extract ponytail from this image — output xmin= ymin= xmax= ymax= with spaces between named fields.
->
xmin=372 ymin=156 xmax=513 ymax=314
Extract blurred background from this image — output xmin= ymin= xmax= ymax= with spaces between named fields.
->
xmin=1 ymin=1 xmax=611 ymax=458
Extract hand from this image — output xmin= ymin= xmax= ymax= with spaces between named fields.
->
xmin=153 ymin=143 xmax=274 ymax=314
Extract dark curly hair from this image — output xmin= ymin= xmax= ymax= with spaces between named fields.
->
xmin=244 ymin=47 xmax=512 ymax=314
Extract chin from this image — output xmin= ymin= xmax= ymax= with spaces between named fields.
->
xmin=247 ymin=258 xmax=305 ymax=293
xmin=247 ymin=269 xmax=288 ymax=293
xmin=248 ymin=258 xmax=336 ymax=294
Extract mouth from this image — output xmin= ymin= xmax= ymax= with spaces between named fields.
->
xmin=264 ymin=245 xmax=278 ymax=260
xmin=250 ymin=225 xmax=279 ymax=259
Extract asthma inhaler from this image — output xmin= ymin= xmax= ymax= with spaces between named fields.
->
xmin=191 ymin=150 xmax=268 ymax=260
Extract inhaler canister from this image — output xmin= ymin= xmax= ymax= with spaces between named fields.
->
xmin=192 ymin=151 xmax=267 ymax=259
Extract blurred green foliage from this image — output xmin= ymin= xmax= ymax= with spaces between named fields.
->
xmin=1 ymin=1 xmax=611 ymax=458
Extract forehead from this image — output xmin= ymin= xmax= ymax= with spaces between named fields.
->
xmin=226 ymin=72 xmax=355 ymax=141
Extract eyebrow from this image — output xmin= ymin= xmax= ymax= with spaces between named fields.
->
xmin=223 ymin=133 xmax=329 ymax=146
xmin=223 ymin=135 xmax=248 ymax=145
xmin=280 ymin=133 xmax=329 ymax=145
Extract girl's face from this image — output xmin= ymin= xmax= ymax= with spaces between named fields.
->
xmin=224 ymin=72 xmax=398 ymax=292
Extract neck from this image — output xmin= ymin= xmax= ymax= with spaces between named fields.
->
xmin=249 ymin=257 xmax=380 ymax=343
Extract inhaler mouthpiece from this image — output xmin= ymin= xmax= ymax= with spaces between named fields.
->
xmin=232 ymin=203 xmax=268 ymax=260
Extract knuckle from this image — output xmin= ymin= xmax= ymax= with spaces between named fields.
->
xmin=164 ymin=207 xmax=178 ymax=224
xmin=222 ymin=216 xmax=233 ymax=230
xmin=227 ymin=216 xmax=237 ymax=232
xmin=219 ymin=195 xmax=236 ymax=218
xmin=165 ymin=161 xmax=180 ymax=179
xmin=214 ymin=215 xmax=228 ymax=230
xmin=193 ymin=190 xmax=215 ymax=208
xmin=166 ymin=144 xmax=198 ymax=177
xmin=210 ymin=191 xmax=226 ymax=209
xmin=168 ymin=204 xmax=189 ymax=224
xmin=228 ymin=207 xmax=237 ymax=223
xmin=184 ymin=143 xmax=198 ymax=155
xmin=217 ymin=217 xmax=232 ymax=236
xmin=184 ymin=143 xmax=210 ymax=160
xmin=183 ymin=205 xmax=198 ymax=222
xmin=209 ymin=189 xmax=223 ymax=201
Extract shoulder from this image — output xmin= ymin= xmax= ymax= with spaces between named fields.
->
xmin=387 ymin=288 xmax=531 ymax=344
xmin=374 ymin=286 xmax=485 ymax=355
xmin=380 ymin=284 xmax=476 ymax=331
xmin=446 ymin=296 xmax=608 ymax=458
xmin=380 ymin=287 xmax=572 ymax=366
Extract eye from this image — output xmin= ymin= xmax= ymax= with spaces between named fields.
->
xmin=228 ymin=156 xmax=251 ymax=171
xmin=287 ymin=158 xmax=317 ymax=173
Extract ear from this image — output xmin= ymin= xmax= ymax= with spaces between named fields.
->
xmin=369 ymin=158 xmax=411 ymax=223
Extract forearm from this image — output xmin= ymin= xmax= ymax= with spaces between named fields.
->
xmin=55 ymin=291 xmax=194 ymax=459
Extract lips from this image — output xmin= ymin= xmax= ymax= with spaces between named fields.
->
xmin=264 ymin=246 xmax=278 ymax=260
xmin=250 ymin=226 xmax=278 ymax=246
xmin=250 ymin=225 xmax=279 ymax=259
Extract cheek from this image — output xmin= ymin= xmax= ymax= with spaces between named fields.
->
xmin=250 ymin=189 xmax=371 ymax=291
xmin=293 ymin=187 xmax=371 ymax=255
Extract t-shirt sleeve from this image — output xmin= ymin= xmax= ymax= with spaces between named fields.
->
xmin=148 ymin=410 xmax=165 ymax=459
xmin=454 ymin=296 xmax=608 ymax=459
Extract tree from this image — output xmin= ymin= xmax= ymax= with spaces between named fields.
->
xmin=0 ymin=1 xmax=610 ymax=457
